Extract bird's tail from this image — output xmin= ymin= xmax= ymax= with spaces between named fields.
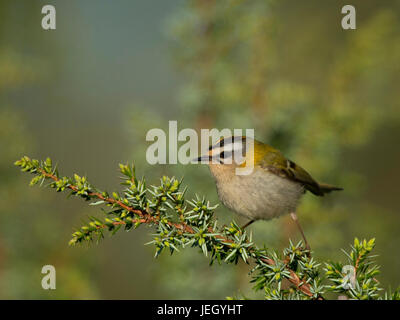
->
xmin=318 ymin=183 xmax=343 ymax=195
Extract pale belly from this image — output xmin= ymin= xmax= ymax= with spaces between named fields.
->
xmin=214 ymin=170 xmax=304 ymax=221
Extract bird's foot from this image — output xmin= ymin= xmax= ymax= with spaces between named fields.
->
xmin=240 ymin=219 xmax=255 ymax=230
xmin=304 ymin=243 xmax=311 ymax=257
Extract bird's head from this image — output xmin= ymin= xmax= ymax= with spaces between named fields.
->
xmin=194 ymin=136 xmax=259 ymax=178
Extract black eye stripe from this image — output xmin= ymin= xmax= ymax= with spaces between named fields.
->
xmin=209 ymin=137 xmax=234 ymax=150
xmin=209 ymin=136 xmax=249 ymax=154
xmin=219 ymin=150 xmax=232 ymax=159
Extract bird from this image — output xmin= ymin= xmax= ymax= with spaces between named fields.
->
xmin=195 ymin=136 xmax=343 ymax=250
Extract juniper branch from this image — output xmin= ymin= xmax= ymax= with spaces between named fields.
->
xmin=14 ymin=156 xmax=399 ymax=300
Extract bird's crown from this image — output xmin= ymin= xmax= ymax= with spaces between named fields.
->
xmin=203 ymin=136 xmax=264 ymax=166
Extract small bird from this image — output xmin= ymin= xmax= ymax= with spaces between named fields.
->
xmin=196 ymin=136 xmax=343 ymax=249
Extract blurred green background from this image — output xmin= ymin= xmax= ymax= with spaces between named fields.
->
xmin=0 ymin=0 xmax=399 ymax=299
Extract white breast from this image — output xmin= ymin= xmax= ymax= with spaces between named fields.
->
xmin=213 ymin=169 xmax=304 ymax=221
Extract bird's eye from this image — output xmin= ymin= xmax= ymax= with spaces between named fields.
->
xmin=218 ymin=151 xmax=232 ymax=164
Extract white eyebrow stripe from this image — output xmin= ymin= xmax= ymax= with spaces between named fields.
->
xmin=230 ymin=142 xmax=244 ymax=151
xmin=210 ymin=142 xmax=243 ymax=155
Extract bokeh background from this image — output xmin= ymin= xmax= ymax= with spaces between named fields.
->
xmin=1 ymin=0 xmax=399 ymax=299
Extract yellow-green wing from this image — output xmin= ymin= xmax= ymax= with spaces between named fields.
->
xmin=258 ymin=144 xmax=331 ymax=196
